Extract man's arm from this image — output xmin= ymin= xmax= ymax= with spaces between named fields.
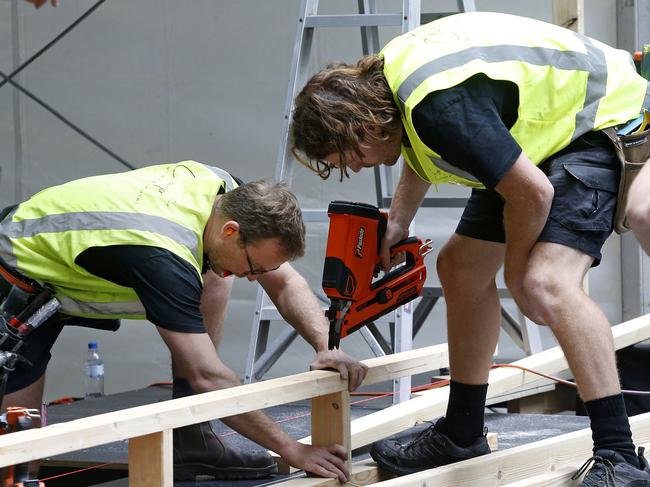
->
xmin=494 ymin=152 xmax=554 ymax=304
xmin=627 ymin=161 xmax=650 ymax=254
xmin=257 ymin=265 xmax=368 ymax=391
xmin=380 ymin=164 xmax=431 ymax=270
xmin=157 ymin=327 xmax=350 ymax=481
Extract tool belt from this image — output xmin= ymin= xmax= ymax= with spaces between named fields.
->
xmin=602 ymin=111 xmax=650 ymax=234
xmin=0 ymin=256 xmax=57 ymax=355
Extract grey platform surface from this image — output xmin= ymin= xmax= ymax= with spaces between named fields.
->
xmin=37 ymin=384 xmax=592 ymax=486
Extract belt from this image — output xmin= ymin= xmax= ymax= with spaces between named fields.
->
xmin=0 ymin=257 xmax=39 ymax=297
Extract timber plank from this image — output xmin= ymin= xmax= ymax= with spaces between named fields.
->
xmin=341 ymin=315 xmax=650 ymax=450
xmin=0 ymin=344 xmax=447 ymax=468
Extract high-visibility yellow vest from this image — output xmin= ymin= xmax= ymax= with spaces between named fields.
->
xmin=0 ymin=161 xmax=237 ymax=318
xmin=381 ymin=12 xmax=650 ymax=187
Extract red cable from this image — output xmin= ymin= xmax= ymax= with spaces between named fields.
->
xmin=39 ymin=461 xmax=123 ymax=482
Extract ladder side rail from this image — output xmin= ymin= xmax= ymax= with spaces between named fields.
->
xmin=275 ymin=0 xmax=319 ymax=183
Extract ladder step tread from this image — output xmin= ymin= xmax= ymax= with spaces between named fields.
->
xmin=304 ymin=13 xmax=402 ymax=28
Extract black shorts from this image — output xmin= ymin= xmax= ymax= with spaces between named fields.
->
xmin=456 ymin=131 xmax=619 ymax=267
xmin=4 ymin=315 xmax=65 ymax=393
xmin=3 ymin=315 xmax=121 ymax=393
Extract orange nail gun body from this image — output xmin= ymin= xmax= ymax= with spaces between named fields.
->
xmin=323 ymin=201 xmax=430 ymax=349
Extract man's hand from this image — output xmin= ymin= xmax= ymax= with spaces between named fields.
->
xmin=24 ymin=0 xmax=59 ymax=8
xmin=379 ymin=220 xmax=409 ymax=271
xmin=283 ymin=442 xmax=349 ymax=482
xmin=310 ymin=349 xmax=368 ymax=391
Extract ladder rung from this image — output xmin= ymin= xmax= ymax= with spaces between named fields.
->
xmin=304 ymin=13 xmax=403 ymax=28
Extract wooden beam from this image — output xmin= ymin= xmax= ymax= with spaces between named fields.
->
xmin=280 ymin=461 xmax=387 ymax=487
xmin=312 ymin=391 xmax=352 ymax=472
xmin=340 ymin=315 xmax=650 ymax=450
xmin=352 ymin=412 xmax=650 ymax=487
xmin=0 ymin=344 xmax=448 ymax=468
xmin=275 ymin=413 xmax=650 ymax=487
xmin=128 ymin=429 xmax=173 ymax=487
xmin=553 ymin=0 xmax=585 ymax=33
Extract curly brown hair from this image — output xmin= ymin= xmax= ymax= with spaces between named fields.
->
xmin=219 ymin=180 xmax=305 ymax=260
xmin=291 ymin=54 xmax=402 ymax=181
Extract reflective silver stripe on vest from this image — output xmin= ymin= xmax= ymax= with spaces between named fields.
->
xmin=0 ymin=207 xmax=18 ymax=266
xmin=396 ymin=43 xmax=607 ymax=140
xmin=571 ymin=34 xmax=607 ymax=141
xmin=56 ymin=295 xmax=145 ymax=316
xmin=202 ymin=164 xmax=237 ymax=191
xmin=428 ymin=155 xmax=479 ymax=183
xmin=0 ymin=210 xmax=200 ymax=266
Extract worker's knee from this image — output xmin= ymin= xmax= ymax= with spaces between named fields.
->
xmin=437 ymin=241 xmax=498 ymax=293
xmin=627 ymin=202 xmax=650 ymax=236
xmin=437 ymin=243 xmax=476 ymax=288
xmin=186 ymin=371 xmax=239 ymax=395
xmin=518 ymin=269 xmax=565 ymax=326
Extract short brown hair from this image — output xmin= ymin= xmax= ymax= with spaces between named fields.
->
xmin=219 ymin=180 xmax=305 ymax=259
xmin=291 ymin=54 xmax=401 ymax=180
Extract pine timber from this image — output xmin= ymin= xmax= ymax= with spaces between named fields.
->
xmin=0 ymin=343 xmax=448 ymax=469
xmin=0 ymin=315 xmax=646 ymax=483
xmin=311 ymin=391 xmax=352 ymax=472
xmin=552 ymin=0 xmax=585 ymax=33
xmin=333 ymin=315 xmax=650 ymax=451
xmin=128 ymin=429 xmax=173 ymax=487
xmin=274 ymin=415 xmax=650 ymax=487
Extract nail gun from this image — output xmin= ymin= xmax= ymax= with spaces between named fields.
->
xmin=323 ymin=201 xmax=432 ymax=350
xmin=0 ymin=406 xmax=44 ymax=487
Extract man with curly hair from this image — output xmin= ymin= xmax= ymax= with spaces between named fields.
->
xmin=291 ymin=11 xmax=650 ymax=487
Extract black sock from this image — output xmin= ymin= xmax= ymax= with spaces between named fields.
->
xmin=172 ymin=377 xmax=194 ymax=399
xmin=584 ymin=393 xmax=639 ymax=468
xmin=440 ymin=380 xmax=488 ymax=447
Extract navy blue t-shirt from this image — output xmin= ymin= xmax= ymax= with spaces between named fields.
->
xmin=411 ymin=73 xmax=522 ymax=189
xmin=76 ymin=245 xmax=206 ymax=333
xmin=74 ymin=174 xmax=243 ymax=333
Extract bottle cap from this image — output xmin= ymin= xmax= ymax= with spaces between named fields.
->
xmin=88 ymin=341 xmax=98 ymax=350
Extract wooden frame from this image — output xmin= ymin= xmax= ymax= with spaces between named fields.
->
xmin=0 ymin=316 xmax=648 ymax=485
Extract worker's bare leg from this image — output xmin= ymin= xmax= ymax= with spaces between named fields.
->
xmin=520 ymin=242 xmax=649 ymax=481
xmin=1 ymin=374 xmax=45 ymax=412
xmin=368 ymin=234 xmax=503 ymax=473
xmin=437 ymin=233 xmax=505 ymax=384
xmin=521 ymin=242 xmax=619 ymax=400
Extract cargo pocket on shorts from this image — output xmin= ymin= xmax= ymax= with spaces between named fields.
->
xmin=548 ymin=162 xmax=618 ymax=232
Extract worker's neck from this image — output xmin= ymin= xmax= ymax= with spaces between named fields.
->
xmin=203 ymin=196 xmax=225 ymax=252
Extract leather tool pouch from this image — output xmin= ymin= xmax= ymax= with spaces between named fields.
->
xmin=602 ymin=115 xmax=650 ymax=234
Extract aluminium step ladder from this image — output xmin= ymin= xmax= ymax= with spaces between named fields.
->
xmin=244 ymin=0 xmax=544 ymax=405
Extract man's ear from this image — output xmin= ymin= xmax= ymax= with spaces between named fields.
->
xmin=221 ymin=221 xmax=240 ymax=238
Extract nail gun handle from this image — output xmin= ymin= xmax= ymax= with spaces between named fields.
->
xmin=373 ymin=237 xmax=421 ymax=290
xmin=389 ymin=236 xmax=420 ymax=254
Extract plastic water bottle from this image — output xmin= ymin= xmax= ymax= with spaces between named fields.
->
xmin=84 ymin=341 xmax=104 ymax=398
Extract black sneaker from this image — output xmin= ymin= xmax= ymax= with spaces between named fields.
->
xmin=573 ymin=447 xmax=650 ymax=486
xmin=369 ymin=417 xmax=490 ymax=476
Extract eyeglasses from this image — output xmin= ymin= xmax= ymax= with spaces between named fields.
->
xmin=244 ymin=248 xmax=281 ymax=276
xmin=291 ymin=147 xmax=349 ymax=182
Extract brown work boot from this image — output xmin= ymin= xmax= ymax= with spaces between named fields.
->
xmin=172 ymin=378 xmax=278 ymax=481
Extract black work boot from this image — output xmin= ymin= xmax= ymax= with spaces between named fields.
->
xmin=573 ymin=447 xmax=650 ymax=486
xmin=369 ymin=417 xmax=490 ymax=476
xmin=172 ymin=378 xmax=278 ymax=481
